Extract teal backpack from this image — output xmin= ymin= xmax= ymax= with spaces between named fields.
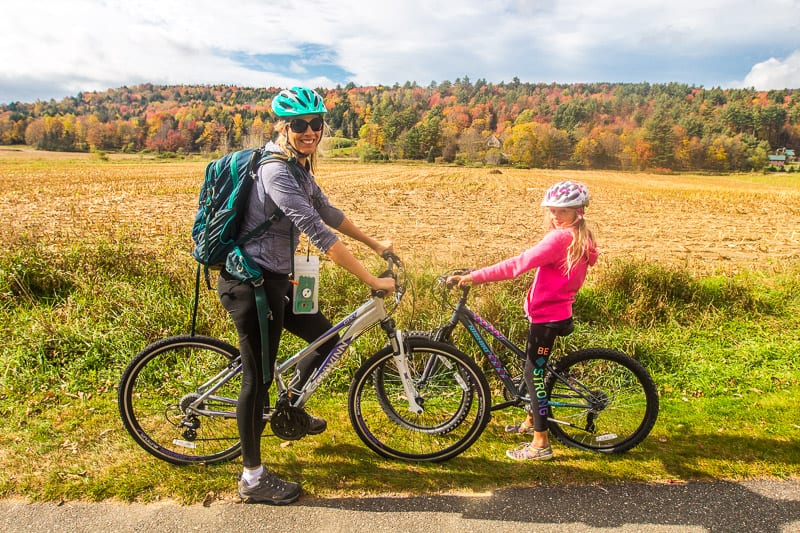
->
xmin=190 ymin=147 xmax=300 ymax=383
xmin=192 ymin=147 xmax=281 ymax=276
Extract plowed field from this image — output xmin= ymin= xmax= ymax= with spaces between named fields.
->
xmin=3 ymin=148 xmax=799 ymax=275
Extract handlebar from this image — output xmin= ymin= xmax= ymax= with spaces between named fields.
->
xmin=372 ymin=250 xmax=406 ymax=304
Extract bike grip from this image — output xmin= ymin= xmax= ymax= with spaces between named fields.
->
xmin=381 ymin=249 xmax=401 ymax=264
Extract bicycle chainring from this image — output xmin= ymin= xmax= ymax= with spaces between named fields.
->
xmin=270 ymin=406 xmax=310 ymax=441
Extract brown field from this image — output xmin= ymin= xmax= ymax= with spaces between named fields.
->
xmin=2 ymin=147 xmax=799 ymax=275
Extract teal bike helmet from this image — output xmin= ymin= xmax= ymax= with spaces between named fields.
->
xmin=271 ymin=87 xmax=327 ymax=117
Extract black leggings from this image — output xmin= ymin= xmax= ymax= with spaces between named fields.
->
xmin=217 ymin=272 xmax=339 ymax=468
xmin=523 ymin=318 xmax=574 ymax=432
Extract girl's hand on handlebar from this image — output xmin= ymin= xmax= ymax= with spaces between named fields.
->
xmin=446 ymin=273 xmax=473 ymax=288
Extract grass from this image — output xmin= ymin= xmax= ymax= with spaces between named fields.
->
xmin=1 ymin=235 xmax=798 ymax=504
xmin=0 ymin=152 xmax=798 ymax=504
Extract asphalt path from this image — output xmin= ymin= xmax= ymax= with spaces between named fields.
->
xmin=1 ymin=479 xmax=798 ymax=532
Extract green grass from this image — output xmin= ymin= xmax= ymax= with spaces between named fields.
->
xmin=1 ymin=236 xmax=799 ymax=504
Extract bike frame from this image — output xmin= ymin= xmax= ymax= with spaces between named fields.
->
xmin=184 ymin=261 xmax=420 ymax=422
xmin=431 ymin=285 xmax=596 ymax=415
xmin=275 ymin=296 xmax=390 ymax=407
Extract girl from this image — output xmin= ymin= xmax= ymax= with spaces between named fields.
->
xmin=219 ymin=87 xmax=395 ymax=504
xmin=448 ymin=181 xmax=598 ymax=461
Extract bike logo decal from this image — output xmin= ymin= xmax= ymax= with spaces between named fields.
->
xmin=472 ymin=314 xmax=507 ymax=341
xmin=465 ymin=323 xmax=510 ymax=380
xmin=308 ymin=337 xmax=354 ymax=390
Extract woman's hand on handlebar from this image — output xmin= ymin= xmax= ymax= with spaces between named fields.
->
xmin=371 ymin=275 xmax=396 ymax=295
xmin=374 ymin=240 xmax=393 ymax=257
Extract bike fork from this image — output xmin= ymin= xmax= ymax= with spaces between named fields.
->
xmin=382 ymin=319 xmax=423 ymax=414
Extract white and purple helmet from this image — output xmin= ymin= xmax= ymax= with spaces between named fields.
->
xmin=541 ymin=181 xmax=590 ymax=210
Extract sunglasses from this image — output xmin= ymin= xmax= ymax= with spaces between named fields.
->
xmin=289 ymin=117 xmax=325 ymax=133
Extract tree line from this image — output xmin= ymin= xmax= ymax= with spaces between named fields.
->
xmin=2 ymin=78 xmax=799 ymax=171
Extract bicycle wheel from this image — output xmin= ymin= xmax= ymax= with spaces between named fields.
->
xmin=545 ymin=348 xmax=659 ymax=454
xmin=377 ymin=333 xmax=477 ymax=433
xmin=348 ymin=338 xmax=491 ymax=462
xmin=118 ymin=335 xmax=242 ymax=465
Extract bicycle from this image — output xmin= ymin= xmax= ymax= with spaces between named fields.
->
xmin=118 ymin=254 xmax=493 ymax=465
xmin=402 ymin=270 xmax=659 ymax=454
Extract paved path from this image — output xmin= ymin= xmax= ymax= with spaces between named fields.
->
xmin=1 ymin=479 xmax=798 ymax=532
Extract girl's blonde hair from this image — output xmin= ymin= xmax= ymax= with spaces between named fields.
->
xmin=544 ymin=209 xmax=596 ymax=275
xmin=273 ymin=119 xmax=327 ymax=174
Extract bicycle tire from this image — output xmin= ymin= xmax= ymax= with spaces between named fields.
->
xmin=118 ymin=335 xmax=243 ymax=465
xmin=545 ymin=348 xmax=659 ymax=454
xmin=348 ymin=338 xmax=491 ymax=462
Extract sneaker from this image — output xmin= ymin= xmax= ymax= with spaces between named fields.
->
xmin=504 ymin=421 xmax=535 ymax=435
xmin=305 ymin=412 xmax=327 ymax=435
xmin=238 ymin=470 xmax=301 ymax=505
xmin=506 ymin=443 xmax=554 ymax=461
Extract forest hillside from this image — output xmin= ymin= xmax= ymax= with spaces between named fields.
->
xmin=2 ymin=79 xmax=799 ymax=172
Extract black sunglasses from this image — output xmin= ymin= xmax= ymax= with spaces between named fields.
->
xmin=289 ymin=117 xmax=324 ymax=133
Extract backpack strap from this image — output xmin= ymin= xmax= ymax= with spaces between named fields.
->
xmin=234 ymin=153 xmax=306 ymax=245
xmin=232 ymin=152 xmax=286 ymax=246
xmin=253 ymin=281 xmax=272 ymax=384
xmin=255 ymin=154 xmax=307 ymax=280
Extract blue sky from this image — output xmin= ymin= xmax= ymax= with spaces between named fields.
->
xmin=2 ymin=0 xmax=800 ymax=104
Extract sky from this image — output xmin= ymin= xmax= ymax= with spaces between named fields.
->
xmin=3 ymin=0 xmax=800 ymax=105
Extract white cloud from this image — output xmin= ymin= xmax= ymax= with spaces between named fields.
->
xmin=3 ymin=0 xmax=800 ymax=102
xmin=736 ymin=50 xmax=800 ymax=90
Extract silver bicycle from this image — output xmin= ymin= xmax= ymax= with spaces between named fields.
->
xmin=118 ymin=253 xmax=492 ymax=465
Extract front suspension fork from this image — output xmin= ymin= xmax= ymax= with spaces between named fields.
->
xmin=382 ymin=318 xmax=423 ymax=414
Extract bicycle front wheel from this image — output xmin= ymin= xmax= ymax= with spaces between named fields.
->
xmin=118 ymin=335 xmax=242 ymax=465
xmin=348 ymin=338 xmax=491 ymax=462
xmin=546 ymin=348 xmax=659 ymax=454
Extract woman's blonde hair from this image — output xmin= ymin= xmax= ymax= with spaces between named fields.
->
xmin=273 ymin=119 xmax=327 ymax=173
xmin=544 ymin=209 xmax=596 ymax=275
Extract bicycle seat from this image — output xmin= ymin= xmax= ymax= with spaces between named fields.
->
xmin=543 ymin=317 xmax=574 ymax=337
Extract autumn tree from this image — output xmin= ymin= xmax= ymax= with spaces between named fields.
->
xmin=3 ymin=81 xmax=800 ymax=170
xmin=503 ymin=122 xmax=570 ymax=168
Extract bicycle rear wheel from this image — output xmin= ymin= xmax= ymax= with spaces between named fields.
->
xmin=545 ymin=348 xmax=659 ymax=454
xmin=348 ymin=338 xmax=491 ymax=462
xmin=118 ymin=335 xmax=242 ymax=465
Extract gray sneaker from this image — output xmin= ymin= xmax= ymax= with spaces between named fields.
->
xmin=238 ymin=471 xmax=301 ymax=505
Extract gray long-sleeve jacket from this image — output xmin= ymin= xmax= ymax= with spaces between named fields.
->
xmin=240 ymin=142 xmax=345 ymax=274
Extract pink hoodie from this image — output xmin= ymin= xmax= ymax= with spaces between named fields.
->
xmin=469 ymin=229 xmax=598 ymax=324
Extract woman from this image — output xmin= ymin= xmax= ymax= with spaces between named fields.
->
xmin=448 ymin=181 xmax=598 ymax=461
xmin=218 ymin=87 xmax=395 ymax=504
